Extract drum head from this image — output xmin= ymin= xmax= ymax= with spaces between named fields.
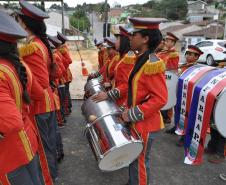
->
xmin=161 ymin=71 xmax=179 ymax=110
xmin=214 ymin=88 xmax=226 ymax=138
xmin=98 ymin=141 xmax=143 ymax=171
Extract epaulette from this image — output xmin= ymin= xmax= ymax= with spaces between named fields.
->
xmin=0 ymin=71 xmax=5 ymax=81
xmin=169 ymin=52 xmax=179 ymax=59
xmin=58 ymin=47 xmax=66 ymax=54
xmin=122 ymin=52 xmax=136 ymax=64
xmin=143 ymin=54 xmax=165 ymax=75
xmin=19 ymin=42 xmax=39 ymax=57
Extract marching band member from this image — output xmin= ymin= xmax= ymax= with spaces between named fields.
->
xmin=158 ymin=32 xmax=179 ymax=125
xmin=0 ymin=10 xmax=44 ymax=185
xmin=89 ymin=37 xmax=119 ymax=86
xmin=57 ymin=32 xmax=73 ymax=116
xmin=48 ymin=35 xmax=67 ymax=127
xmin=48 ymin=36 xmax=65 ymax=162
xmin=16 ymin=1 xmax=58 ymax=181
xmin=121 ymin=18 xmax=167 ymax=185
xmin=92 ymin=26 xmax=136 ymax=107
xmin=175 ymin=45 xmax=204 ymax=147
xmin=179 ymin=45 xmax=203 ymax=74
xmin=95 ymin=40 xmax=107 ymax=69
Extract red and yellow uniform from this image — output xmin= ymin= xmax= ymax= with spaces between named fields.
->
xmin=58 ymin=44 xmax=73 ymax=83
xmin=157 ymin=47 xmax=179 ymax=70
xmin=127 ymin=54 xmax=167 ymax=133
xmin=98 ymin=53 xmax=119 ymax=83
xmin=107 ymin=52 xmax=136 ymax=106
xmin=106 ymin=53 xmax=120 ymax=82
xmin=126 ymin=52 xmax=167 ymax=185
xmin=98 ymin=48 xmax=108 ymax=69
xmin=19 ymin=37 xmax=55 ymax=114
xmin=0 ymin=59 xmax=38 ymax=181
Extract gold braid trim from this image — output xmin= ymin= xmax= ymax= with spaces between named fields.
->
xmin=143 ymin=60 xmax=166 ymax=75
xmin=0 ymin=71 xmax=5 ymax=81
xmin=169 ymin=52 xmax=179 ymax=58
xmin=122 ymin=54 xmax=136 ymax=64
xmin=19 ymin=43 xmax=38 ymax=57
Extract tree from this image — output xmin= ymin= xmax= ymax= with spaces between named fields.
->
xmin=70 ymin=9 xmax=91 ymax=32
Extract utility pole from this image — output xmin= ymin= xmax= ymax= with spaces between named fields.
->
xmin=224 ymin=19 xmax=226 ymax=40
xmin=39 ymin=0 xmax=45 ymax=11
xmin=61 ymin=0 xmax=65 ymax=34
xmin=104 ymin=0 xmax=108 ymax=38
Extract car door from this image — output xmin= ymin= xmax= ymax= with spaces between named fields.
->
xmin=196 ymin=41 xmax=213 ymax=63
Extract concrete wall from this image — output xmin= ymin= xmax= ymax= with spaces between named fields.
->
xmin=184 ymin=36 xmax=205 ymax=45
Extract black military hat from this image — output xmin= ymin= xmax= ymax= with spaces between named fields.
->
xmin=57 ymin=32 xmax=68 ymax=42
xmin=0 ymin=10 xmax=27 ymax=43
xmin=104 ymin=37 xmax=116 ymax=48
xmin=19 ymin=0 xmax=49 ymax=20
xmin=119 ymin=26 xmax=131 ymax=37
xmin=129 ymin=17 xmax=161 ymax=34
xmin=95 ymin=40 xmax=104 ymax=47
xmin=48 ymin=35 xmax=62 ymax=47
xmin=186 ymin=45 xmax=203 ymax=56
xmin=166 ymin=32 xmax=179 ymax=42
xmin=48 ymin=40 xmax=55 ymax=49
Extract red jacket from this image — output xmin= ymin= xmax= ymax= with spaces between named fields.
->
xmin=98 ymin=53 xmax=119 ymax=83
xmin=58 ymin=44 xmax=73 ymax=83
xmin=0 ymin=59 xmax=38 ymax=176
xmin=108 ymin=52 xmax=136 ymax=106
xmin=157 ymin=47 xmax=179 ymax=70
xmin=127 ymin=54 xmax=167 ymax=133
xmin=19 ymin=37 xmax=55 ymax=114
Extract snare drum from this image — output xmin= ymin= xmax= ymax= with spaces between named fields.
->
xmin=86 ymin=114 xmax=143 ymax=171
xmin=84 ymin=78 xmax=105 ymax=98
xmin=161 ymin=70 xmax=179 ymax=110
xmin=213 ymin=88 xmax=226 ymax=138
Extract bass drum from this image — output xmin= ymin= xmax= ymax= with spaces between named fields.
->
xmin=86 ymin=114 xmax=143 ymax=171
xmin=213 ymin=88 xmax=226 ymax=138
xmin=161 ymin=70 xmax=179 ymax=110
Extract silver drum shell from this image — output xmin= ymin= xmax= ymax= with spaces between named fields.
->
xmin=86 ymin=114 xmax=143 ymax=171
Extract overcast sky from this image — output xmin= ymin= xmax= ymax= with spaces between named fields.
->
xmin=45 ymin=0 xmax=150 ymax=8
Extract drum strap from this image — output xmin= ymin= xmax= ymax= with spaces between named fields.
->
xmin=175 ymin=66 xmax=214 ymax=135
xmin=184 ymin=69 xmax=226 ymax=165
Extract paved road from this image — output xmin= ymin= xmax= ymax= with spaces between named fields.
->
xmin=55 ymin=100 xmax=225 ymax=185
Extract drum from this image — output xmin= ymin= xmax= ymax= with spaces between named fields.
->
xmin=81 ymin=96 xmax=121 ymax=120
xmin=84 ymin=78 xmax=105 ymax=98
xmin=85 ymin=114 xmax=143 ymax=171
xmin=161 ymin=71 xmax=179 ymax=110
xmin=213 ymin=88 xmax=226 ymax=138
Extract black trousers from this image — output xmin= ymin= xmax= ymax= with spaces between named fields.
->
xmin=207 ymin=127 xmax=226 ymax=156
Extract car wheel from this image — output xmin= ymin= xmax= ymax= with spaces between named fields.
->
xmin=206 ymin=55 xmax=215 ymax=66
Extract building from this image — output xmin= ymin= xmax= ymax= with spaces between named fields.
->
xmin=187 ymin=0 xmax=219 ymax=22
xmin=183 ymin=25 xmax=224 ymax=45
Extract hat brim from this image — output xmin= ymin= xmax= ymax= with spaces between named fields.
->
xmin=127 ymin=27 xmax=142 ymax=34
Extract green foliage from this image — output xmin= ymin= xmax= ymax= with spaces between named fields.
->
xmin=131 ymin=0 xmax=188 ymax=20
xmin=70 ymin=9 xmax=91 ymax=32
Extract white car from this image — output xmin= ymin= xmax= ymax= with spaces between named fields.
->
xmin=195 ymin=40 xmax=226 ymax=66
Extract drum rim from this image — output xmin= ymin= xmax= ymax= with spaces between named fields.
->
xmin=86 ymin=112 xmax=122 ymax=128
xmin=213 ymin=87 xmax=226 ymax=137
xmin=98 ymin=140 xmax=143 ymax=171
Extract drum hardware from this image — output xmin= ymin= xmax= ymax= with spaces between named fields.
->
xmin=213 ymin=87 xmax=226 ymax=138
xmin=83 ymin=111 xmax=143 ymax=171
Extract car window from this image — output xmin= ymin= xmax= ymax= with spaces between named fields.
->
xmin=218 ymin=42 xmax=226 ymax=48
xmin=202 ymin=41 xmax=213 ymax=47
xmin=196 ymin=41 xmax=213 ymax=47
xmin=195 ymin=42 xmax=204 ymax=47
